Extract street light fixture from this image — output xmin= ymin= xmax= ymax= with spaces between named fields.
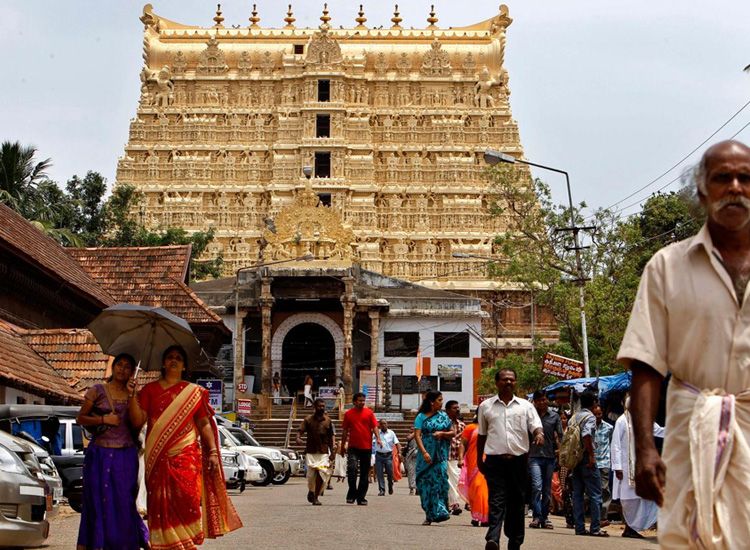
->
xmin=233 ymin=253 xmax=314 ymax=408
xmin=483 ymin=149 xmax=593 ymax=377
xmin=302 ymin=165 xmax=313 ymax=179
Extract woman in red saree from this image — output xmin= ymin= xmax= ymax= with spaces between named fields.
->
xmin=129 ymin=345 xmax=241 ymax=550
xmin=459 ymin=422 xmax=489 ymax=526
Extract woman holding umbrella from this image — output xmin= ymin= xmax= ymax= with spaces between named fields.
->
xmin=76 ymin=353 xmax=149 ymax=550
xmin=128 ymin=345 xmax=241 ymax=550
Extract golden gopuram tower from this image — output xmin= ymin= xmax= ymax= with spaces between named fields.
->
xmin=118 ymin=3 xmax=529 ymax=300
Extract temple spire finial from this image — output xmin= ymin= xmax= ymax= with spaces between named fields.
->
xmin=249 ymin=3 xmax=260 ymax=28
xmin=320 ymin=3 xmax=331 ymax=30
xmin=391 ymin=4 xmax=403 ymax=29
xmin=427 ymin=4 xmax=438 ymax=28
xmin=213 ymin=3 xmax=225 ymax=27
xmin=284 ymin=4 xmax=296 ymax=28
xmin=355 ymin=4 xmax=367 ymax=29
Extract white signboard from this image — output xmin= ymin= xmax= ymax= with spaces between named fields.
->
xmin=197 ymin=379 xmax=223 ymax=413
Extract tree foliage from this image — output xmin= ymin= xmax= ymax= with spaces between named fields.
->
xmin=487 ymin=164 xmax=703 ymax=378
xmin=1 ymin=143 xmax=222 ymax=282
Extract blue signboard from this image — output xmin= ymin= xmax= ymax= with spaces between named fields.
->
xmin=196 ymin=379 xmax=223 ymax=413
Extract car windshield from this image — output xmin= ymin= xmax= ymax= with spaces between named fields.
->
xmin=221 ymin=428 xmax=242 ymax=447
xmin=230 ymin=429 xmax=261 ymax=447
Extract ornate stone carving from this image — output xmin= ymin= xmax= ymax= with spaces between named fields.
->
xmin=259 ymin=51 xmax=275 ymax=74
xmin=474 ymin=66 xmax=496 ymax=108
xmin=421 ymin=40 xmax=451 ymax=76
xmin=305 ymin=29 xmax=342 ymax=67
xmin=172 ymin=51 xmax=188 ymax=74
xmin=396 ymin=52 xmax=411 ymax=75
xmin=374 ymin=52 xmax=389 ymax=75
xmin=237 ymin=51 xmax=252 ymax=73
xmin=197 ymin=37 xmax=228 ymax=75
xmin=462 ymin=52 xmax=476 ymax=76
xmin=141 ymin=65 xmax=174 ymax=107
xmin=261 ymin=183 xmax=357 ymax=263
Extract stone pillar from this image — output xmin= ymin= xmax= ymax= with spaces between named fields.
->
xmin=260 ymin=277 xmax=274 ymax=396
xmin=368 ymin=309 xmax=380 ymax=372
xmin=233 ymin=308 xmax=246 ymax=408
xmin=341 ymin=276 xmax=356 ymax=396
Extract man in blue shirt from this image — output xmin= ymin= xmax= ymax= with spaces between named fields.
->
xmin=593 ymin=403 xmax=613 ymax=527
xmin=528 ymin=390 xmax=562 ymax=529
xmin=372 ymin=419 xmax=400 ymax=496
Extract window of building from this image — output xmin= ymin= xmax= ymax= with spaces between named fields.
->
xmin=316 ymin=114 xmax=331 ymax=138
xmin=384 ymin=332 xmax=420 ymax=357
xmin=314 ymin=152 xmax=331 ymax=178
xmin=318 ymin=79 xmax=330 ymax=102
xmin=317 ymin=193 xmax=332 ymax=207
xmin=294 ymin=44 xmax=304 ymax=55
xmin=434 ymin=331 xmax=470 ymax=357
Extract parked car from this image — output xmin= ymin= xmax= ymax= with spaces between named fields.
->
xmin=221 ymin=448 xmax=247 ymax=492
xmin=0 ymin=441 xmax=49 ymax=547
xmin=225 ymin=426 xmax=301 ymax=485
xmin=217 ymin=425 xmax=286 ymax=487
xmin=1 ymin=431 xmax=63 ymax=512
xmin=0 ymin=405 xmax=85 ymax=512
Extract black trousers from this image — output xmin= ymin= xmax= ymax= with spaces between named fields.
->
xmin=484 ymin=454 xmax=528 ymax=550
xmin=346 ymin=448 xmax=371 ymax=502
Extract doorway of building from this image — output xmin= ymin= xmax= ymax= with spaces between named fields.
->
xmin=281 ymin=323 xmax=336 ymax=398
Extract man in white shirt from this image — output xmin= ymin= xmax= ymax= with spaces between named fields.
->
xmin=372 ymin=419 xmax=400 ymax=496
xmin=619 ymin=140 xmax=750 ymax=548
xmin=478 ymin=368 xmax=544 ymax=550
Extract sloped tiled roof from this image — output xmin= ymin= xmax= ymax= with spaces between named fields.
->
xmin=21 ymin=328 xmax=160 ymax=393
xmin=0 ymin=320 xmax=83 ymax=404
xmin=0 ymin=204 xmax=113 ymax=307
xmin=67 ymin=246 xmax=227 ymax=328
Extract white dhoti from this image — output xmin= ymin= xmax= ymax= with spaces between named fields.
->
xmin=659 ymin=379 xmax=750 ymax=549
xmin=447 ymin=459 xmax=464 ymax=508
xmin=305 ymin=453 xmax=332 ymax=491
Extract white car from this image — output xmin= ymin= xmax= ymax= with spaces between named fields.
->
xmin=225 ymin=426 xmax=300 ymax=484
xmin=243 ymin=454 xmax=264 ymax=483
xmin=217 ymin=426 xmax=287 ymax=487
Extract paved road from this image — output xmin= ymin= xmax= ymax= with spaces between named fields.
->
xmin=45 ymin=478 xmax=657 ymax=549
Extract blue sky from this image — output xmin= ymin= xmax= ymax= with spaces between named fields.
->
xmin=2 ymin=1 xmax=749 ymax=217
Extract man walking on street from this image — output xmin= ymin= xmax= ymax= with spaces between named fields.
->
xmin=478 ymin=369 xmax=544 ymax=550
xmin=296 ymin=398 xmax=335 ymax=506
xmin=373 ymin=419 xmax=400 ymax=496
xmin=528 ymin=390 xmax=562 ymax=530
xmin=570 ymin=391 xmax=608 ymax=537
xmin=619 ymin=140 xmax=750 ymax=547
xmin=340 ymin=392 xmax=381 ymax=505
xmin=593 ymin=403 xmax=613 ymax=527
xmin=446 ymin=400 xmax=466 ymax=515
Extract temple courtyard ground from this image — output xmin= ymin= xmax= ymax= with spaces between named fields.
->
xmin=45 ymin=478 xmax=657 ymax=549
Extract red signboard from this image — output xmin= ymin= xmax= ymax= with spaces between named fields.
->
xmin=237 ymin=399 xmax=253 ymax=415
xmin=542 ymin=353 xmax=584 ymax=380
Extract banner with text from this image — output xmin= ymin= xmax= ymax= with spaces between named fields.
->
xmin=541 ymin=353 xmax=584 ymax=380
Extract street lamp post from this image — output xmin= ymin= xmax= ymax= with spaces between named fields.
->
xmin=482 ymin=150 xmax=594 ymax=378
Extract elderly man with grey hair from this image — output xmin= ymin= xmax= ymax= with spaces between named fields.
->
xmin=619 ymin=140 xmax=750 ymax=548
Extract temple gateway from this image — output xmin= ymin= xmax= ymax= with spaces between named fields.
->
xmin=121 ymin=4 xmax=557 ymax=406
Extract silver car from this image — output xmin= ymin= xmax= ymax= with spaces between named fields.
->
xmin=0 ymin=441 xmax=49 ymax=547
xmin=1 ymin=432 xmax=64 ymax=512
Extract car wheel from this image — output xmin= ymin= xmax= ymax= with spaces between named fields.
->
xmin=271 ymin=467 xmax=291 ymax=485
xmin=68 ymin=495 xmax=84 ymax=513
xmin=250 ymin=461 xmax=274 ymax=487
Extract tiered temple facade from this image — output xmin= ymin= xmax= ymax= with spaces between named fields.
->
xmin=119 ymin=4 xmax=523 ymax=289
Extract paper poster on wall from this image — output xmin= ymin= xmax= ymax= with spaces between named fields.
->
xmin=438 ymin=364 xmax=462 ymax=392
xmin=359 ymin=370 xmax=378 ymax=407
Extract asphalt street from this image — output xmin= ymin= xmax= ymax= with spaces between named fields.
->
xmin=45 ymin=478 xmax=657 ymax=549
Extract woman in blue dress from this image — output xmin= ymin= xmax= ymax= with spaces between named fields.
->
xmin=414 ymin=391 xmax=456 ymax=525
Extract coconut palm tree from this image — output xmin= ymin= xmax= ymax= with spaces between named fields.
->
xmin=0 ymin=141 xmax=52 ymax=215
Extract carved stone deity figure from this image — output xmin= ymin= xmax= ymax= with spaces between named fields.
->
xmin=474 ymin=67 xmax=496 ymax=108
xmin=421 ymin=40 xmax=452 ymax=76
xmin=238 ymin=51 xmax=252 ymax=74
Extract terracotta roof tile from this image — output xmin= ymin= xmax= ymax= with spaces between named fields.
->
xmin=21 ymin=327 xmax=160 ymax=393
xmin=0 ymin=204 xmax=114 ymax=307
xmin=0 ymin=320 xmax=83 ymax=404
xmin=67 ymin=246 xmax=226 ymax=328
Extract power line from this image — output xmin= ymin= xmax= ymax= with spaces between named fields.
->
xmin=588 ymin=99 xmax=750 ymax=219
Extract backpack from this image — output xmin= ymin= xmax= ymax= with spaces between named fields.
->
xmin=559 ymin=411 xmax=592 ymax=470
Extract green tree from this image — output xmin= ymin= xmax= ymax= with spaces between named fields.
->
xmin=487 ymin=164 xmax=701 ymax=376
xmin=0 ymin=141 xmax=52 ymax=216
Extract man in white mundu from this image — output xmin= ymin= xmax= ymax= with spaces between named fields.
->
xmin=618 ymin=140 xmax=750 ymax=549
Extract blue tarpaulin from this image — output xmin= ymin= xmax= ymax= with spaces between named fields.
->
xmin=541 ymin=371 xmax=631 ymax=403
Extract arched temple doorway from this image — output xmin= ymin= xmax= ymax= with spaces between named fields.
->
xmin=281 ymin=323 xmax=336 ymax=396
xmin=271 ymin=313 xmax=344 ymax=397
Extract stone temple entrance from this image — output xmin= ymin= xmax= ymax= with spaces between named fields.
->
xmin=282 ymin=323 xmax=336 ymax=396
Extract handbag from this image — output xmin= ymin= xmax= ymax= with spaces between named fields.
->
xmin=333 ymin=454 xmax=347 ymax=478
xmin=82 ymin=384 xmax=115 ymax=439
